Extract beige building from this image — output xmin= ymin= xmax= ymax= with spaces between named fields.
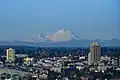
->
xmin=88 ymin=42 xmax=101 ymax=63
xmin=6 ymin=48 xmax=15 ymax=62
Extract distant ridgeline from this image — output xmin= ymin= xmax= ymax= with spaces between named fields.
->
xmin=0 ymin=39 xmax=120 ymax=47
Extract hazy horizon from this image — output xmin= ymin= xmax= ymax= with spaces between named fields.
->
xmin=0 ymin=0 xmax=119 ymax=41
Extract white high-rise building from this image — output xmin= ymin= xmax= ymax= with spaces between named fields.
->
xmin=88 ymin=52 xmax=92 ymax=63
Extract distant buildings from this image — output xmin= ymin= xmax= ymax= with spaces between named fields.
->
xmin=24 ymin=57 xmax=34 ymax=66
xmin=88 ymin=42 xmax=101 ymax=64
xmin=6 ymin=48 xmax=15 ymax=62
xmin=88 ymin=52 xmax=92 ymax=64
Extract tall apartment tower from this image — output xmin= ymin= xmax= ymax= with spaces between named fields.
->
xmin=6 ymin=48 xmax=15 ymax=62
xmin=88 ymin=42 xmax=101 ymax=63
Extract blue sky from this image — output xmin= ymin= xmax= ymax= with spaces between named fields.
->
xmin=0 ymin=0 xmax=119 ymax=41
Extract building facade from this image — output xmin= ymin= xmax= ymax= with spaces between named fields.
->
xmin=6 ymin=48 xmax=15 ymax=62
xmin=88 ymin=42 xmax=101 ymax=63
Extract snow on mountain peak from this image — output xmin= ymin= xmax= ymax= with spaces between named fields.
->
xmin=29 ymin=29 xmax=80 ymax=43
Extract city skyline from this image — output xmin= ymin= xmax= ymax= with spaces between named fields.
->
xmin=0 ymin=0 xmax=120 ymax=41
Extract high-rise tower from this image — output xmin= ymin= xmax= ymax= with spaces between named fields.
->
xmin=6 ymin=48 xmax=15 ymax=62
xmin=88 ymin=42 xmax=101 ymax=63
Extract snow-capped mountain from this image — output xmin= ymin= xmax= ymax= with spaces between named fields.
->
xmin=28 ymin=29 xmax=81 ymax=43
xmin=71 ymin=32 xmax=81 ymax=40
xmin=28 ymin=32 xmax=51 ymax=43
